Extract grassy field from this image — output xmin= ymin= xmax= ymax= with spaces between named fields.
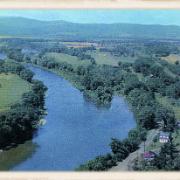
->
xmin=0 ymin=73 xmax=31 ymax=112
xmin=162 ymin=54 xmax=180 ymax=64
xmin=88 ymin=50 xmax=136 ymax=66
xmin=45 ymin=52 xmax=91 ymax=68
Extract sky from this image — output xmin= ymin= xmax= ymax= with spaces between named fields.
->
xmin=0 ymin=10 xmax=180 ymax=25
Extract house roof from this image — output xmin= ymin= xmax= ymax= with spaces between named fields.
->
xmin=144 ymin=151 xmax=156 ymax=158
xmin=159 ymin=131 xmax=169 ymax=138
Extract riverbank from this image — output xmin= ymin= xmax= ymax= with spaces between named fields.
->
xmin=23 ymin=63 xmax=143 ymax=171
xmin=0 ymin=60 xmax=47 ymax=151
xmin=27 ymin=62 xmax=165 ymax=171
xmin=21 ymin=57 xmax=180 ymax=171
xmin=9 ymin=65 xmax=136 ymax=170
xmin=10 ymin=47 xmax=177 ymax=171
xmin=0 ymin=141 xmax=37 ymax=170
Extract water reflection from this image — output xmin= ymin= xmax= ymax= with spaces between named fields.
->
xmin=0 ymin=141 xmax=38 ymax=170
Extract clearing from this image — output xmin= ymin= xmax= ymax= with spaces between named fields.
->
xmin=88 ymin=50 xmax=136 ymax=66
xmin=45 ymin=52 xmax=91 ymax=68
xmin=162 ymin=54 xmax=180 ymax=64
xmin=0 ymin=73 xmax=31 ymax=112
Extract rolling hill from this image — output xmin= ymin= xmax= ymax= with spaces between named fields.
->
xmin=0 ymin=17 xmax=180 ymax=40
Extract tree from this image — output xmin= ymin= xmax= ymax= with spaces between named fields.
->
xmin=20 ymin=69 xmax=34 ymax=82
xmin=137 ymin=106 xmax=157 ymax=129
xmin=175 ymin=61 xmax=179 ymax=65
xmin=152 ymin=136 xmax=179 ymax=170
xmin=155 ymin=107 xmax=176 ymax=132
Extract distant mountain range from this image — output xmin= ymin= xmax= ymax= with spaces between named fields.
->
xmin=0 ymin=17 xmax=180 ymax=40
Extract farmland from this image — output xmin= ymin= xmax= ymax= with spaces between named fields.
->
xmin=45 ymin=52 xmax=92 ymax=68
xmin=0 ymin=73 xmax=31 ymax=112
xmin=162 ymin=54 xmax=180 ymax=64
xmin=0 ymin=16 xmax=180 ymax=171
xmin=88 ymin=50 xmax=136 ymax=66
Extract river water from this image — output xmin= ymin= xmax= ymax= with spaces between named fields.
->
xmin=1 ymin=65 xmax=136 ymax=171
xmin=0 ymin=52 xmax=6 ymax=60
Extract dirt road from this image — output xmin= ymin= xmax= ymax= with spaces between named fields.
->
xmin=109 ymin=129 xmax=159 ymax=171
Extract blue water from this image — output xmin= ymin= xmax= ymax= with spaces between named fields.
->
xmin=0 ymin=52 xmax=6 ymax=60
xmin=13 ymin=65 xmax=136 ymax=171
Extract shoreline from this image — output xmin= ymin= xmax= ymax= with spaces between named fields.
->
xmin=26 ymin=63 xmax=141 ymax=171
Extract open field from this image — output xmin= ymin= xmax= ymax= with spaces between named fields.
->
xmin=0 ymin=73 xmax=31 ymax=112
xmin=0 ymin=35 xmax=14 ymax=38
xmin=88 ymin=50 xmax=136 ymax=66
xmin=162 ymin=54 xmax=180 ymax=64
xmin=62 ymin=41 xmax=100 ymax=48
xmin=45 ymin=52 xmax=92 ymax=68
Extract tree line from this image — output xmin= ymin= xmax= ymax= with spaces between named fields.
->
xmin=0 ymin=61 xmax=47 ymax=149
xmin=1 ymin=40 xmax=180 ymax=170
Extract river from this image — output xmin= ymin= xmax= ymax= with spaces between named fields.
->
xmin=0 ymin=52 xmax=6 ymax=60
xmin=1 ymin=65 xmax=136 ymax=171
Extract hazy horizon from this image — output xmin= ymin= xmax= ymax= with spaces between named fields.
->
xmin=1 ymin=10 xmax=180 ymax=26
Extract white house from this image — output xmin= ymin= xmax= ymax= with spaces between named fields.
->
xmin=159 ymin=131 xmax=170 ymax=143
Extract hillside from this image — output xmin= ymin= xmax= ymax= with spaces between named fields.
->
xmin=1 ymin=17 xmax=180 ymax=40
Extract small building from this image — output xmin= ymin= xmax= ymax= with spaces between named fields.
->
xmin=144 ymin=151 xmax=156 ymax=161
xmin=176 ymin=121 xmax=180 ymax=128
xmin=159 ymin=131 xmax=170 ymax=143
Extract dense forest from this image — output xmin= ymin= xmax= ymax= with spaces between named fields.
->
xmin=1 ymin=36 xmax=179 ymax=170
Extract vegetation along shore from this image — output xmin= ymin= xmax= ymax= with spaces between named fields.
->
xmin=0 ymin=59 xmax=47 ymax=150
xmin=0 ymin=34 xmax=179 ymax=170
xmin=0 ymin=17 xmax=180 ymax=170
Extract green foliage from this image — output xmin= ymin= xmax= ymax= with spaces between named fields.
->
xmin=166 ymin=81 xmax=180 ymax=99
xmin=155 ymin=107 xmax=176 ymax=132
xmin=133 ymin=58 xmax=153 ymax=75
xmin=2 ymin=38 xmax=179 ymax=171
xmin=0 ymin=61 xmax=47 ymax=149
xmin=0 ymin=73 xmax=31 ymax=112
xmin=175 ymin=61 xmax=179 ymax=65
xmin=145 ymin=43 xmax=179 ymax=57
xmin=76 ymin=153 xmax=116 ymax=171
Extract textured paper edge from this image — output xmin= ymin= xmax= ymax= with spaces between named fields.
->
xmin=0 ymin=0 xmax=180 ymax=179
xmin=0 ymin=0 xmax=180 ymax=9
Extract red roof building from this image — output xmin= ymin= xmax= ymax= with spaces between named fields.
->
xmin=143 ymin=151 xmax=156 ymax=161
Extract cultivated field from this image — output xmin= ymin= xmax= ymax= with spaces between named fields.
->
xmin=162 ymin=54 xmax=180 ymax=64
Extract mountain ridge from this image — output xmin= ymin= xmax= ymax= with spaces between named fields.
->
xmin=1 ymin=17 xmax=180 ymax=40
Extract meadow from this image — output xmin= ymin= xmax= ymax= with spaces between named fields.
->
xmin=45 ymin=52 xmax=92 ymax=68
xmin=162 ymin=54 xmax=180 ymax=64
xmin=0 ymin=73 xmax=31 ymax=112
xmin=88 ymin=50 xmax=136 ymax=66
